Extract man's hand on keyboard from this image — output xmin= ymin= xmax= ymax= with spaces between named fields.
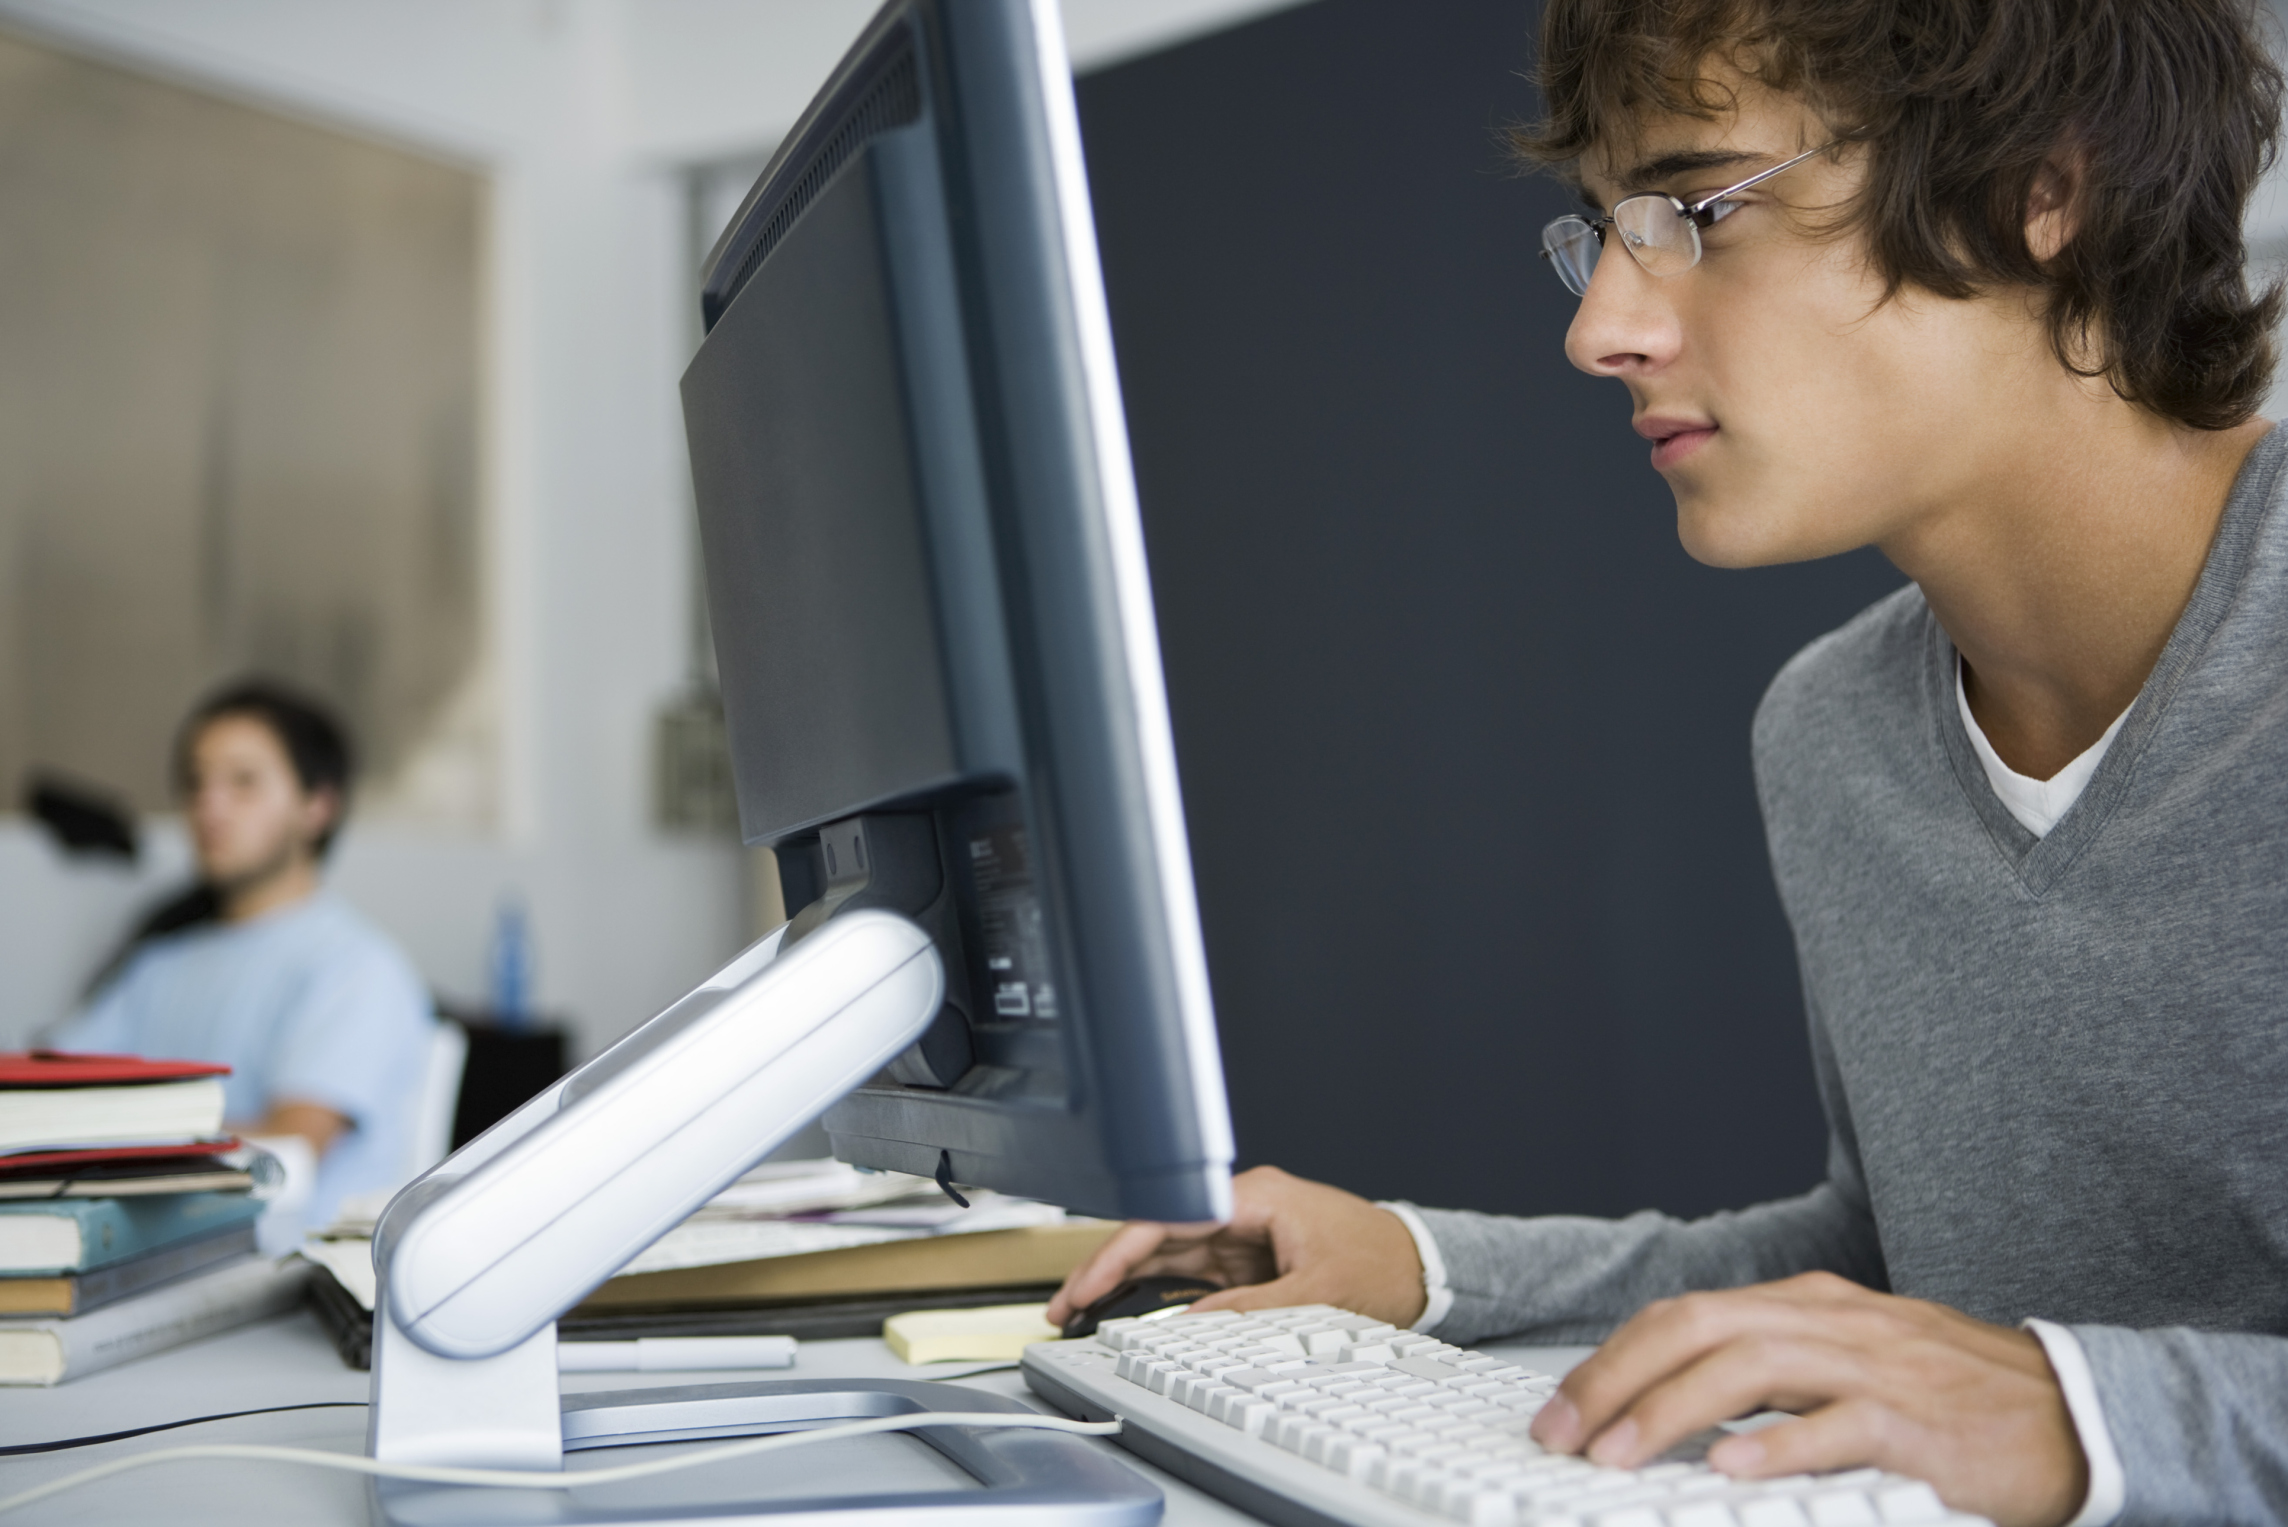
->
xmin=1046 ymin=1166 xmax=1428 ymax=1331
xmin=1526 ymin=1271 xmax=2087 ymax=1527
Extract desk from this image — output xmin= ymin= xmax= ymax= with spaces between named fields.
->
xmin=0 ymin=1308 xmax=1594 ymax=1523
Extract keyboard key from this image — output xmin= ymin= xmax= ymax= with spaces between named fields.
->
xmin=1807 ymin=1492 xmax=1880 ymax=1527
xmin=1274 ymin=1415 xmax=1333 ymax=1453
xmin=1181 ymin=1372 xmax=1227 ymax=1406
xmin=1390 ymin=1459 xmax=1454 ymax=1504
xmin=1589 ymin=1508 xmax=1664 ymax=1527
xmin=1530 ymin=1470 xmax=1639 ymax=1508
xmin=1447 ymin=1486 xmax=1519 ymax=1525
xmin=1187 ymin=1382 xmax=1235 ymax=1415
xmin=1874 ymin=1483 xmax=1947 ymax=1523
xmin=1736 ymin=1499 xmax=1814 ymax=1527
xmin=1666 ymin=1501 xmax=1743 ymax=1527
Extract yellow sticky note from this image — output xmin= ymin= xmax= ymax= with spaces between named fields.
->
xmin=883 ymin=1302 xmax=1060 ymax=1364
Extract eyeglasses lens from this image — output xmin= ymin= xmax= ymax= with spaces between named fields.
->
xmin=1612 ymin=196 xmax=1699 ymax=277
xmin=1541 ymin=217 xmax=1599 ymax=297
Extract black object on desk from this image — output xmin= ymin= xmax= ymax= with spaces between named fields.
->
xmin=433 ymin=1010 xmax=568 ymax=1150
xmin=1062 ymin=1276 xmax=1223 ymax=1339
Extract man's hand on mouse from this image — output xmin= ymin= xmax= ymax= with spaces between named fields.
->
xmin=1045 ymin=1165 xmax=1428 ymax=1331
xmin=1529 ymin=1272 xmax=2089 ymax=1527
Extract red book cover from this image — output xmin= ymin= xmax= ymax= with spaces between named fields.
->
xmin=0 ymin=1051 xmax=232 ymax=1088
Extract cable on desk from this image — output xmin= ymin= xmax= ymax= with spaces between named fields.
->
xmin=0 ymin=1402 xmax=369 ymax=1456
xmin=0 ymin=1409 xmax=1123 ymax=1518
xmin=0 ymin=1366 xmax=1019 ymax=1459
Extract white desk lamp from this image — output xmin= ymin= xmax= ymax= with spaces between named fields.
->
xmin=365 ymin=909 xmax=1158 ymax=1525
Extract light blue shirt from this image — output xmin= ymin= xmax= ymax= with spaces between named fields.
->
xmin=53 ymin=892 xmax=434 ymax=1231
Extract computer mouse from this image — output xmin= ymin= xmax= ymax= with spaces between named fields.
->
xmin=1061 ymin=1274 xmax=1225 ymax=1339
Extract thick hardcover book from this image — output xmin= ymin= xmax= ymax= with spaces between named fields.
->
xmin=0 ymin=1254 xmax=307 ymax=1385
xmin=0 ymin=1052 xmax=231 ymax=1156
xmin=0 ymin=1192 xmax=267 ymax=1274
xmin=0 ymin=1081 xmax=226 ymax=1155
xmin=573 ymin=1221 xmax=1117 ymax=1310
xmin=0 ymin=1224 xmax=259 ymax=1316
xmin=305 ymin=1257 xmax=374 ymax=1369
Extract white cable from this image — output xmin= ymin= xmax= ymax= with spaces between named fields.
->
xmin=0 ymin=1410 xmax=1122 ymax=1518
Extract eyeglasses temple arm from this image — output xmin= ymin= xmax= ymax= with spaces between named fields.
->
xmin=1685 ymin=143 xmax=1831 ymax=218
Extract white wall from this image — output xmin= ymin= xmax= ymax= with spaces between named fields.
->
xmin=0 ymin=0 xmax=1312 ymax=1059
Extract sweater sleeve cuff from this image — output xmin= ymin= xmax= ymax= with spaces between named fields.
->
xmin=2025 ymin=1319 xmax=2125 ymax=1527
xmin=1376 ymin=1200 xmax=1453 ymax=1333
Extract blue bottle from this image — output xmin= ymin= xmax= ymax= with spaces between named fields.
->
xmin=489 ymin=896 xmax=531 ymax=1031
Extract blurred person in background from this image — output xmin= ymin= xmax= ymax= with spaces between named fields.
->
xmin=47 ymin=679 xmax=434 ymax=1234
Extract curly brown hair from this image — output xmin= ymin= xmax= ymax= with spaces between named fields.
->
xmin=1516 ymin=0 xmax=2285 ymax=431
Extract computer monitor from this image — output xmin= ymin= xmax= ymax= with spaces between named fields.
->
xmin=681 ymin=0 xmax=1233 ymax=1225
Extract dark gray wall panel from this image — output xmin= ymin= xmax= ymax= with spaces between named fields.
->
xmin=1076 ymin=0 xmax=1904 ymax=1220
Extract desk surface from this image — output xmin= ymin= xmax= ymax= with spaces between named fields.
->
xmin=0 ymin=1307 xmax=1593 ymax=1524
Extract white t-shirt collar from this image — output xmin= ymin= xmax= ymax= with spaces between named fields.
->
xmin=1956 ymin=658 xmax=2133 ymax=839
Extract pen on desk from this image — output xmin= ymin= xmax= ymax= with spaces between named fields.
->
xmin=557 ymin=1335 xmax=798 ymax=1371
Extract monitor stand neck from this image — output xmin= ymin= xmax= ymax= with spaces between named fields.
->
xmin=369 ymin=1307 xmax=561 ymax=1470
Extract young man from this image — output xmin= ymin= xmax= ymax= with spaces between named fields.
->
xmin=1048 ymin=2 xmax=2288 ymax=1522
xmin=51 ymin=682 xmax=434 ymax=1234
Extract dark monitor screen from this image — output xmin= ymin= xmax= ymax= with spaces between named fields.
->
xmin=680 ymin=0 xmax=1232 ymax=1223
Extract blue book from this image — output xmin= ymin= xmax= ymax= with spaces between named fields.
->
xmin=0 ymin=1192 xmax=265 ymax=1275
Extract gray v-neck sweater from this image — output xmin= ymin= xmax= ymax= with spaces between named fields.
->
xmin=1409 ymin=425 xmax=2288 ymax=1524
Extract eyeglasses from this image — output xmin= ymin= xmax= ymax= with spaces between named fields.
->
xmin=1539 ymin=144 xmax=1829 ymax=297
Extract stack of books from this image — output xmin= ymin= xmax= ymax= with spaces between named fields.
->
xmin=301 ymin=1158 xmax=1115 ymax=1369
xmin=0 ymin=1051 xmax=306 ymax=1384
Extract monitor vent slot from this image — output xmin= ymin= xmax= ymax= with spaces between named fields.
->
xmin=704 ymin=33 xmax=921 ymax=328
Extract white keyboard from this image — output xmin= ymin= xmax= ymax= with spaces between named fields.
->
xmin=1021 ymin=1304 xmax=1991 ymax=1527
